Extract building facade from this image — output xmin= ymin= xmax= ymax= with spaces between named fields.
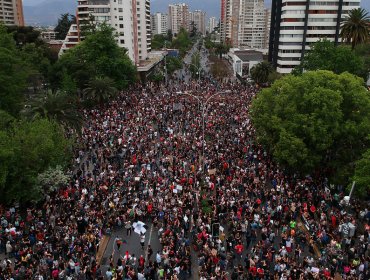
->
xmin=268 ymin=0 xmax=362 ymax=74
xmin=220 ymin=0 xmax=269 ymax=49
xmin=60 ymin=0 xmax=151 ymax=65
xmin=190 ymin=10 xmax=206 ymax=34
xmin=0 ymin=0 xmax=24 ymax=26
xmin=168 ymin=3 xmax=189 ymax=34
xmin=151 ymin=12 xmax=168 ymax=35
xmin=209 ymin=16 xmax=217 ymax=33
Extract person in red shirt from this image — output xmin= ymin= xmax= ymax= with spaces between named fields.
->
xmin=249 ymin=265 xmax=257 ymax=277
xmin=234 ymin=243 xmax=244 ymax=262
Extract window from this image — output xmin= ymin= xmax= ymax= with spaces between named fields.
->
xmin=119 ymin=16 xmax=123 ymax=20
xmin=119 ymin=8 xmax=123 ymax=12
xmin=120 ymin=39 xmax=125 ymax=44
xmin=119 ymin=24 xmax=124 ymax=28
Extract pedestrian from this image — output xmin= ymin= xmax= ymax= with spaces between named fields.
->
xmin=147 ymin=244 xmax=153 ymax=260
xmin=140 ymin=233 xmax=145 ymax=250
xmin=125 ymin=220 xmax=132 ymax=236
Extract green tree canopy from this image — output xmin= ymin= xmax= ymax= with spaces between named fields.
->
xmin=54 ymin=13 xmax=76 ymax=40
xmin=341 ymin=8 xmax=369 ymax=49
xmin=22 ymin=91 xmax=83 ymax=131
xmin=0 ymin=25 xmax=28 ymax=116
xmin=83 ymin=76 xmax=118 ymax=105
xmin=166 ymin=56 xmax=182 ymax=74
xmin=214 ymin=43 xmax=230 ymax=59
xmin=293 ymin=40 xmax=367 ymax=80
xmin=151 ymin=34 xmax=168 ymax=50
xmin=250 ymin=61 xmax=274 ymax=85
xmin=6 ymin=25 xmax=44 ymax=47
xmin=352 ymin=148 xmax=370 ymax=198
xmin=0 ymin=114 xmax=72 ymax=203
xmin=51 ymin=23 xmax=136 ymax=92
xmin=171 ymin=28 xmax=192 ymax=56
xmin=251 ymin=70 xmax=370 ymax=182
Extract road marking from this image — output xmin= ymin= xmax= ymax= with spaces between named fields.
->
xmin=145 ymin=224 xmax=153 ymax=262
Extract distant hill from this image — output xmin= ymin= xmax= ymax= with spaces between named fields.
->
xmin=24 ymin=0 xmax=76 ymax=26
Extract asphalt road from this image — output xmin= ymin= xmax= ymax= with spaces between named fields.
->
xmin=101 ymin=222 xmax=161 ymax=269
xmin=100 ymin=40 xmax=212 ymax=278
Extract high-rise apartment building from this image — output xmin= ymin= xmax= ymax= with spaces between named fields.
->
xmin=60 ymin=0 xmax=151 ymax=65
xmin=269 ymin=0 xmax=361 ymax=74
xmin=209 ymin=16 xmax=217 ymax=33
xmin=0 ymin=0 xmax=24 ymax=26
xmin=190 ymin=10 xmax=206 ymax=34
xmin=151 ymin=12 xmax=168 ymax=35
xmin=220 ymin=0 xmax=270 ymax=49
xmin=168 ymin=3 xmax=189 ymax=34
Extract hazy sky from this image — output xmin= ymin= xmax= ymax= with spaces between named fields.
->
xmin=23 ymin=0 xmax=370 ymax=15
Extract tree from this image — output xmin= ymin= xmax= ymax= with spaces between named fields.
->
xmin=54 ymin=13 xmax=76 ymax=40
xmin=352 ymin=148 xmax=370 ymax=198
xmin=341 ymin=8 xmax=369 ymax=50
xmin=214 ymin=43 xmax=230 ymax=59
xmin=171 ymin=28 xmax=192 ymax=56
xmin=353 ymin=43 xmax=370 ymax=78
xmin=167 ymin=29 xmax=173 ymax=42
xmin=250 ymin=61 xmax=274 ymax=85
xmin=36 ymin=165 xmax=70 ymax=194
xmin=293 ymin=40 xmax=367 ymax=80
xmin=0 ymin=25 xmax=28 ymax=116
xmin=250 ymin=70 xmax=370 ymax=181
xmin=0 ymin=117 xmax=72 ymax=203
xmin=83 ymin=76 xmax=118 ymax=105
xmin=190 ymin=21 xmax=197 ymax=37
xmin=6 ymin=25 xmax=44 ymax=47
xmin=151 ymin=34 xmax=167 ymax=50
xmin=52 ymin=24 xmax=136 ymax=91
xmin=22 ymin=91 xmax=83 ymax=131
xmin=166 ymin=56 xmax=182 ymax=74
xmin=79 ymin=14 xmax=97 ymax=37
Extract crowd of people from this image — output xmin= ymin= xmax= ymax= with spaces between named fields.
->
xmin=0 ymin=52 xmax=369 ymax=280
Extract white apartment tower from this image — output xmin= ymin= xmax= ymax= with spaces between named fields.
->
xmin=209 ymin=16 xmax=217 ymax=33
xmin=60 ymin=0 xmax=151 ymax=65
xmin=0 ymin=0 xmax=24 ymax=26
xmin=220 ymin=0 xmax=270 ymax=49
xmin=168 ymin=3 xmax=190 ymax=34
xmin=190 ymin=10 xmax=206 ymax=34
xmin=151 ymin=12 xmax=168 ymax=35
xmin=269 ymin=0 xmax=362 ymax=74
xmin=238 ymin=0 xmax=268 ymax=49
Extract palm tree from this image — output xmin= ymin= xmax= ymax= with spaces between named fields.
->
xmin=22 ymin=91 xmax=83 ymax=131
xmin=83 ymin=76 xmax=118 ymax=105
xmin=340 ymin=8 xmax=370 ymax=50
xmin=250 ymin=61 xmax=274 ymax=85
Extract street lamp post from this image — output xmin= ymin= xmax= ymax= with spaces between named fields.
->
xmin=176 ymin=90 xmax=231 ymax=174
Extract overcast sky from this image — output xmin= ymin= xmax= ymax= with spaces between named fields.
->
xmin=23 ymin=0 xmax=370 ymax=17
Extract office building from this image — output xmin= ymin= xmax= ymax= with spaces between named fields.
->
xmin=190 ymin=10 xmax=206 ymax=34
xmin=60 ymin=0 xmax=151 ymax=65
xmin=168 ymin=3 xmax=189 ymax=34
xmin=220 ymin=0 xmax=269 ymax=49
xmin=151 ymin=12 xmax=168 ymax=35
xmin=268 ymin=0 xmax=361 ymax=74
xmin=209 ymin=16 xmax=217 ymax=33
xmin=0 ymin=0 xmax=24 ymax=26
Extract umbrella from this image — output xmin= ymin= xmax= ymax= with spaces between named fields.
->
xmin=133 ymin=221 xmax=148 ymax=235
